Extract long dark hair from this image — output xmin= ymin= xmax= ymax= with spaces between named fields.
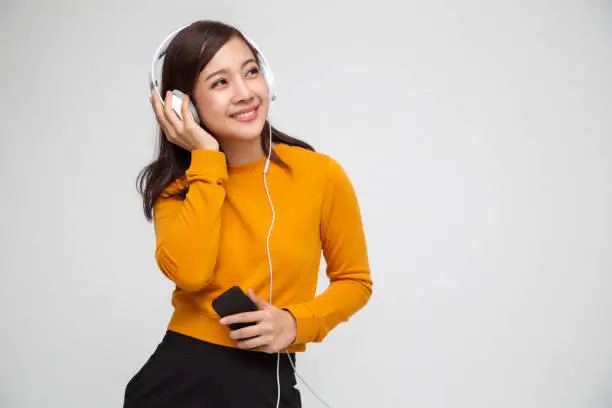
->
xmin=136 ymin=20 xmax=314 ymax=221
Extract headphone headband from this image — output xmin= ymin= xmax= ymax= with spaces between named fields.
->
xmin=149 ymin=24 xmax=277 ymax=102
xmin=149 ymin=25 xmax=186 ymax=95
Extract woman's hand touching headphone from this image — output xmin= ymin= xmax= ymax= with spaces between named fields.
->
xmin=150 ymin=89 xmax=219 ymax=151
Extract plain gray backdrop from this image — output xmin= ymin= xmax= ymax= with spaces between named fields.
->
xmin=1 ymin=0 xmax=611 ymax=407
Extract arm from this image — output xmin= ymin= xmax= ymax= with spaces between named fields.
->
xmin=283 ymin=156 xmax=373 ymax=344
xmin=153 ymin=149 xmax=228 ymax=292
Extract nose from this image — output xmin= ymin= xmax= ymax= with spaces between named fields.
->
xmin=232 ymin=77 xmax=254 ymax=104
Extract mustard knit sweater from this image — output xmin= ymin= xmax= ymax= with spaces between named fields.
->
xmin=153 ymin=143 xmax=373 ymax=352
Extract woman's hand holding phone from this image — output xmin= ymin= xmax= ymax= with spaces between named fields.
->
xmin=219 ymin=289 xmax=298 ymax=353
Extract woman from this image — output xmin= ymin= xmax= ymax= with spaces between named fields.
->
xmin=124 ymin=19 xmax=373 ymax=408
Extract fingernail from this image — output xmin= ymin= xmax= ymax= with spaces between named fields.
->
xmin=219 ymin=318 xmax=226 ymax=325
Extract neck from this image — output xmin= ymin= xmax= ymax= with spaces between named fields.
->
xmin=221 ymin=139 xmax=267 ymax=166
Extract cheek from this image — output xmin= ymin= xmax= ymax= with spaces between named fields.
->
xmin=254 ymin=79 xmax=270 ymax=102
xmin=251 ymin=81 xmax=270 ymax=115
xmin=196 ymin=94 xmax=229 ymax=127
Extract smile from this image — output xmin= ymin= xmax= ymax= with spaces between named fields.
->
xmin=231 ymin=106 xmax=259 ymax=122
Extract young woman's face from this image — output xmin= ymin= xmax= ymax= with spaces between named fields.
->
xmin=192 ymin=36 xmax=270 ymax=143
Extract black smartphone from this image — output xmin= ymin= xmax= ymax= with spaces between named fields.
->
xmin=212 ymin=286 xmax=258 ymax=331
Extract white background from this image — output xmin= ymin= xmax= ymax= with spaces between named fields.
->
xmin=1 ymin=1 xmax=611 ymax=407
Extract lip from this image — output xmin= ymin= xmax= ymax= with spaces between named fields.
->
xmin=230 ymin=105 xmax=259 ymax=122
xmin=231 ymin=105 xmax=260 ymax=116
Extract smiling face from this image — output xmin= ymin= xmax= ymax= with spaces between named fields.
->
xmin=191 ymin=36 xmax=270 ymax=144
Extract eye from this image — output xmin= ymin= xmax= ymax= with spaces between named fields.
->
xmin=246 ymin=66 xmax=260 ymax=77
xmin=211 ymin=78 xmax=227 ymax=88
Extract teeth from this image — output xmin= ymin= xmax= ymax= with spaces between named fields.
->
xmin=234 ymin=108 xmax=256 ymax=119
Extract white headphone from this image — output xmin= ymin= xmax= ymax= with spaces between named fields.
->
xmin=149 ymin=24 xmax=277 ymax=125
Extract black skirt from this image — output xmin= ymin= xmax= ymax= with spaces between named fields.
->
xmin=123 ymin=330 xmax=301 ymax=408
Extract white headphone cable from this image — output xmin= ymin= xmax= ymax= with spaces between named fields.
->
xmin=283 ymin=350 xmax=333 ymax=408
xmin=263 ymin=121 xmax=333 ymax=408
xmin=261 ymin=120 xmax=280 ymax=408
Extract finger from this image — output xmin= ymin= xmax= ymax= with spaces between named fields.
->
xmin=230 ymin=322 xmax=270 ymax=340
xmin=151 ymin=91 xmax=175 ymax=136
xmin=151 ymin=91 xmax=191 ymax=150
xmin=162 ymin=91 xmax=190 ymax=148
xmin=246 ymin=289 xmax=270 ymax=310
xmin=237 ymin=335 xmax=271 ymax=350
xmin=150 ymin=89 xmax=167 ymax=123
xmin=163 ymin=91 xmax=183 ymax=131
xmin=181 ymin=93 xmax=195 ymax=124
xmin=151 ymin=89 xmax=167 ymax=116
xmin=220 ymin=310 xmax=265 ymax=326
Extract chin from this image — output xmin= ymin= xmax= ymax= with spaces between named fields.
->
xmin=223 ymin=118 xmax=267 ymax=142
xmin=224 ymin=132 xmax=261 ymax=143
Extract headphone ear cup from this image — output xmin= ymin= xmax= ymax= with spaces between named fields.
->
xmin=170 ymin=89 xmax=201 ymax=123
xmin=188 ymin=100 xmax=201 ymax=124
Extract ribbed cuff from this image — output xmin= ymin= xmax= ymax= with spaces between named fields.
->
xmin=283 ymin=303 xmax=318 ymax=345
xmin=186 ymin=149 xmax=228 ymax=184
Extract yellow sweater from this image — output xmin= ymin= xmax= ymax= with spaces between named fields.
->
xmin=153 ymin=143 xmax=372 ymax=353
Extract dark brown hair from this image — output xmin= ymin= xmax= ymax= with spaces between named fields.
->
xmin=136 ymin=20 xmax=314 ymax=221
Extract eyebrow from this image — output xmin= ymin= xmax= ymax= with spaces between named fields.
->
xmin=204 ymin=58 xmax=258 ymax=82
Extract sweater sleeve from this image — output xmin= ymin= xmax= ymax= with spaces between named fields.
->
xmin=283 ymin=156 xmax=373 ymax=344
xmin=152 ymin=149 xmax=228 ymax=292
